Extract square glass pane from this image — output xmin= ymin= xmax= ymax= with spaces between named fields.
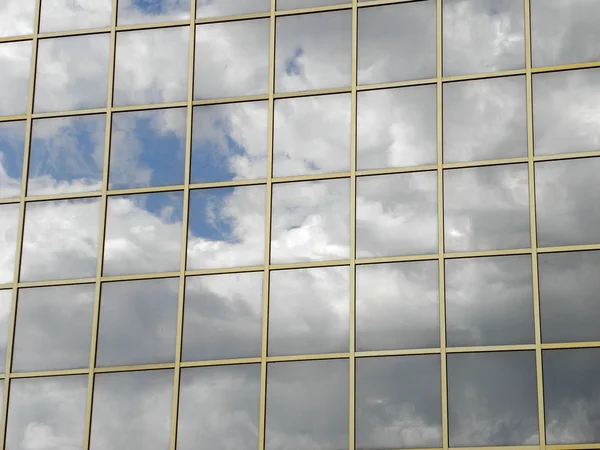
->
xmin=444 ymin=164 xmax=530 ymax=252
xmin=34 ymin=34 xmax=110 ymax=113
xmin=110 ymin=108 xmax=186 ymax=190
xmin=536 ymin=158 xmax=600 ymax=248
xmin=13 ymin=284 xmax=94 ymax=372
xmin=356 ymin=355 xmax=442 ymax=449
xmin=447 ymin=351 xmax=539 ymax=447
xmin=533 ymin=68 xmax=600 ymax=156
xmin=443 ymin=76 xmax=527 ymax=163
xmin=539 ymin=250 xmax=600 ymax=343
xmin=90 ymin=370 xmax=173 ymax=450
xmin=0 ymin=0 xmax=35 ymax=38
xmin=191 ymin=102 xmax=268 ymax=183
xmin=532 ymin=0 xmax=600 ymax=67
xmin=0 ymin=121 xmax=26 ymax=199
xmin=358 ymin=1 xmax=436 ymax=85
xmin=356 ymin=261 xmax=439 ymax=352
xmin=445 ymin=255 xmax=534 ymax=347
xmin=177 ymin=364 xmax=261 ymax=450
xmin=21 ymin=198 xmax=101 ymax=282
xmin=265 ymin=359 xmax=348 ymax=450
xmin=195 ymin=19 xmax=269 ymax=99
xmin=277 ymin=0 xmax=346 ymax=9
xmin=271 ymin=178 xmax=350 ymax=264
xmin=357 ymin=172 xmax=438 ymax=258
xmin=28 ymin=114 xmax=105 ymax=196
xmin=0 ymin=203 xmax=19 ymax=284
xmin=117 ymin=0 xmax=190 ymax=25
xmin=543 ymin=348 xmax=600 ymax=445
xmin=114 ymin=27 xmax=189 ymax=107
xmin=275 ymin=11 xmax=351 ymax=93
xmin=268 ymin=266 xmax=349 ymax=356
xmin=0 ymin=290 xmax=12 ymax=374
xmin=274 ymin=93 xmax=350 ymax=177
xmin=187 ymin=185 xmax=266 ymax=270
xmin=6 ymin=375 xmax=88 ymax=450
xmin=40 ymin=0 xmax=112 ymax=33
xmin=197 ymin=0 xmax=269 ymax=18
xmin=443 ymin=0 xmax=525 ymax=76
xmin=357 ymin=85 xmax=437 ymax=171
xmin=104 ymin=192 xmax=183 ymax=276
xmin=183 ymin=272 xmax=263 ymax=362
xmin=0 ymin=41 xmax=32 ymax=116
xmin=96 ymin=278 xmax=179 ymax=367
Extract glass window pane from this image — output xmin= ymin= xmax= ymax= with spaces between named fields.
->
xmin=357 ymin=85 xmax=437 ymax=171
xmin=543 ymin=348 xmax=600 ymax=445
xmin=539 ymin=250 xmax=600 ymax=343
xmin=21 ymin=198 xmax=101 ymax=282
xmin=447 ymin=351 xmax=539 ymax=447
xmin=0 ymin=41 xmax=32 ymax=117
xmin=358 ymin=1 xmax=436 ymax=85
xmin=531 ymin=0 xmax=600 ymax=67
xmin=356 ymin=355 xmax=442 ymax=449
xmin=443 ymin=0 xmax=525 ymax=76
xmin=110 ymin=108 xmax=186 ymax=190
xmin=117 ymin=0 xmax=190 ymax=26
xmin=0 ymin=121 xmax=26 ymax=199
xmin=28 ymin=115 xmax=105 ymax=196
xmin=536 ymin=158 xmax=600 ymax=248
xmin=0 ymin=204 xmax=19 ymax=284
xmin=275 ymin=11 xmax=351 ymax=93
xmin=6 ymin=375 xmax=88 ymax=450
xmin=0 ymin=290 xmax=12 ymax=374
xmin=183 ymin=272 xmax=263 ymax=362
xmin=445 ymin=255 xmax=534 ymax=347
xmin=0 ymin=0 xmax=35 ymax=38
xmin=197 ymin=0 xmax=269 ymax=18
xmin=357 ymin=172 xmax=438 ymax=258
xmin=96 ymin=278 xmax=179 ymax=367
xmin=40 ymin=0 xmax=112 ymax=33
xmin=265 ymin=359 xmax=348 ymax=450
xmin=114 ymin=27 xmax=189 ymax=107
xmin=533 ymin=68 xmax=600 ymax=156
xmin=277 ymin=0 xmax=345 ymax=9
xmin=274 ymin=93 xmax=350 ymax=177
xmin=187 ymin=185 xmax=266 ymax=270
xmin=444 ymin=164 xmax=530 ymax=252
xmin=13 ymin=284 xmax=94 ymax=372
xmin=443 ymin=76 xmax=527 ymax=163
xmin=191 ymin=102 xmax=268 ymax=183
xmin=356 ymin=261 xmax=439 ymax=352
xmin=195 ymin=19 xmax=269 ymax=99
xmin=177 ymin=364 xmax=261 ymax=450
xmin=271 ymin=179 xmax=350 ymax=264
xmin=90 ymin=370 xmax=173 ymax=450
xmin=269 ymin=266 xmax=349 ymax=356
xmin=104 ymin=192 xmax=183 ymax=276
xmin=34 ymin=35 xmax=110 ymax=113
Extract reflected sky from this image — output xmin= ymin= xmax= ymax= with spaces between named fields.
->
xmin=277 ymin=0 xmax=345 ymax=9
xmin=197 ymin=0 xmax=269 ymax=18
xmin=0 ymin=290 xmax=11 ymax=374
xmin=0 ymin=121 xmax=26 ymax=199
xmin=0 ymin=204 xmax=19 ymax=284
xmin=39 ymin=0 xmax=112 ymax=33
xmin=0 ymin=41 xmax=32 ymax=117
xmin=117 ymin=0 xmax=190 ymax=26
xmin=0 ymin=0 xmax=35 ymax=38
xmin=110 ymin=108 xmax=186 ymax=190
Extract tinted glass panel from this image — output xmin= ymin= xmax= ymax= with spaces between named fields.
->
xmin=0 ymin=41 xmax=32 ymax=117
xmin=0 ymin=204 xmax=20 ymax=284
xmin=0 ymin=121 xmax=26 ymax=199
xmin=0 ymin=290 xmax=12 ymax=374
xmin=277 ymin=0 xmax=345 ymax=9
xmin=40 ymin=0 xmax=112 ymax=33
xmin=197 ymin=0 xmax=269 ymax=18
xmin=0 ymin=0 xmax=35 ymax=38
xmin=117 ymin=0 xmax=190 ymax=25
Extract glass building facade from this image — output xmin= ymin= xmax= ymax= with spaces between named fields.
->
xmin=0 ymin=0 xmax=599 ymax=449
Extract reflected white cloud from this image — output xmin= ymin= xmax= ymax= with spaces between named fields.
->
xmin=0 ymin=41 xmax=32 ymax=117
xmin=0 ymin=203 xmax=20 ymax=284
xmin=197 ymin=0 xmax=269 ymax=18
xmin=0 ymin=0 xmax=35 ymax=38
xmin=39 ymin=0 xmax=112 ymax=33
xmin=0 ymin=289 xmax=11 ymax=373
xmin=117 ymin=0 xmax=190 ymax=25
xmin=277 ymin=0 xmax=345 ymax=9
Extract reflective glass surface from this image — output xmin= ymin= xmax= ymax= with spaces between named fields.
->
xmin=0 ymin=41 xmax=33 ymax=117
xmin=277 ymin=0 xmax=345 ymax=9
xmin=13 ymin=284 xmax=94 ymax=372
xmin=274 ymin=93 xmax=351 ymax=177
xmin=39 ymin=0 xmax=112 ymax=33
xmin=191 ymin=102 xmax=268 ymax=183
xmin=0 ymin=290 xmax=11 ymax=374
xmin=444 ymin=164 xmax=530 ymax=252
xmin=0 ymin=203 xmax=20 ymax=284
xmin=0 ymin=0 xmax=35 ymax=38
xmin=117 ymin=0 xmax=190 ymax=26
xmin=187 ymin=185 xmax=266 ymax=270
xmin=195 ymin=19 xmax=269 ymax=99
xmin=96 ymin=278 xmax=179 ymax=367
xmin=110 ymin=108 xmax=186 ymax=190
xmin=269 ymin=266 xmax=349 ymax=356
xmin=197 ymin=0 xmax=269 ymax=19
xmin=275 ymin=11 xmax=351 ymax=93
xmin=183 ymin=272 xmax=263 ymax=362
xmin=0 ymin=121 xmax=26 ymax=199
xmin=357 ymin=172 xmax=438 ymax=258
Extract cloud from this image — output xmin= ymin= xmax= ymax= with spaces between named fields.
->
xmin=0 ymin=203 xmax=20 ymax=284
xmin=0 ymin=0 xmax=35 ymax=38
xmin=0 ymin=41 xmax=32 ymax=116
xmin=39 ymin=0 xmax=112 ymax=33
xmin=117 ymin=0 xmax=190 ymax=26
xmin=196 ymin=0 xmax=269 ymax=19
xmin=0 ymin=121 xmax=26 ymax=199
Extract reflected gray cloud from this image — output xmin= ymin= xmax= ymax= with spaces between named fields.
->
xmin=13 ymin=284 xmax=94 ymax=373
xmin=177 ymin=364 xmax=261 ymax=450
xmin=197 ymin=0 xmax=269 ymax=18
xmin=39 ymin=0 xmax=112 ymax=33
xmin=0 ymin=41 xmax=32 ymax=117
xmin=0 ymin=120 xmax=26 ymax=199
xmin=274 ymin=93 xmax=350 ymax=177
xmin=357 ymin=172 xmax=438 ymax=258
xmin=268 ymin=266 xmax=349 ymax=356
xmin=0 ymin=0 xmax=35 ymax=38
xmin=0 ymin=203 xmax=19 ymax=284
xmin=356 ymin=261 xmax=439 ymax=352
xmin=117 ymin=0 xmax=190 ymax=26
xmin=445 ymin=255 xmax=534 ymax=347
xmin=443 ymin=76 xmax=527 ymax=163
xmin=0 ymin=289 xmax=11 ymax=374
xmin=277 ymin=0 xmax=345 ymax=9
